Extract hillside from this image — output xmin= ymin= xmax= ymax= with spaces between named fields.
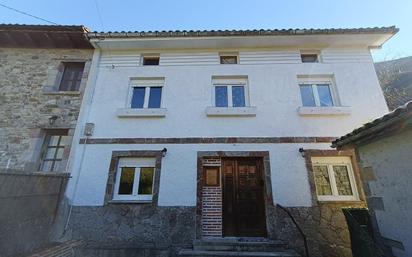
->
xmin=375 ymin=56 xmax=412 ymax=110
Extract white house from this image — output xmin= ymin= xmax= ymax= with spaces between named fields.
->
xmin=64 ymin=27 xmax=398 ymax=257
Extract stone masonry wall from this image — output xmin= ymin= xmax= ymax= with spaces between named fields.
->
xmin=69 ymin=205 xmax=196 ymax=257
xmin=275 ymin=203 xmax=366 ymax=257
xmin=0 ymin=48 xmax=93 ymax=171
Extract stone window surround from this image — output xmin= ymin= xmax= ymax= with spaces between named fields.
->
xmin=42 ymin=58 xmax=92 ymax=95
xmin=104 ymin=150 xmax=163 ymax=205
xmin=196 ymin=151 xmax=275 ymax=239
xmin=303 ymin=149 xmax=366 ymax=206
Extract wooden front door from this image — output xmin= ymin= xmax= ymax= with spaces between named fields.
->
xmin=222 ymin=158 xmax=267 ymax=237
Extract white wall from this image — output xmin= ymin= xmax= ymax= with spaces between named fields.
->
xmin=88 ymin=48 xmax=387 ymax=138
xmin=68 ymin=142 xmax=330 ymax=207
xmin=66 ymin=47 xmax=389 ymax=208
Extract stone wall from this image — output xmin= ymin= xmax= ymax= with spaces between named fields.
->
xmin=0 ymin=171 xmax=70 ymax=257
xmin=275 ymin=203 xmax=365 ymax=257
xmin=0 ymin=48 xmax=93 ymax=171
xmin=69 ymin=205 xmax=195 ymax=257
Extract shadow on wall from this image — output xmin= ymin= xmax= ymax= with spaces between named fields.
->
xmin=0 ymin=170 xmax=69 ymax=257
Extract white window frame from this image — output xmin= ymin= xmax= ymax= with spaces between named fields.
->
xmin=298 ymin=76 xmax=339 ymax=107
xmin=212 ymin=77 xmax=249 ymax=107
xmin=113 ymin=157 xmax=156 ymax=202
xmin=311 ymin=156 xmax=359 ymax=202
xmin=128 ymin=78 xmax=164 ymax=109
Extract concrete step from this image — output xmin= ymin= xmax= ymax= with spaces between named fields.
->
xmin=178 ymin=249 xmax=301 ymax=257
xmin=193 ymin=238 xmax=287 ymax=252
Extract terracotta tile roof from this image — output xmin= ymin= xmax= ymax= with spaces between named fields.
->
xmin=87 ymin=26 xmax=398 ymax=39
xmin=332 ymin=101 xmax=412 ymax=148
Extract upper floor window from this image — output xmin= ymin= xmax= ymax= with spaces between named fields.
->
xmin=142 ymin=55 xmax=160 ymax=65
xmin=113 ymin=158 xmax=156 ymax=201
xmin=39 ymin=130 xmax=68 ymax=172
xmin=311 ymin=156 xmax=359 ymax=201
xmin=212 ymin=77 xmax=248 ymax=108
xmin=130 ymin=78 xmax=164 ymax=109
xmin=300 ymin=51 xmax=320 ymax=63
xmin=59 ymin=62 xmax=85 ymax=91
xmin=298 ymin=76 xmax=337 ymax=107
xmin=220 ymin=53 xmax=239 ymax=64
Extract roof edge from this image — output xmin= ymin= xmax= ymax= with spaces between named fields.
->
xmin=87 ymin=26 xmax=399 ymax=39
xmin=332 ymin=101 xmax=412 ymax=148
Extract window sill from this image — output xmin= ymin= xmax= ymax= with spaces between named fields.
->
xmin=42 ymin=91 xmax=81 ymax=96
xmin=206 ymin=106 xmax=257 ymax=117
xmin=297 ymin=106 xmax=352 ymax=116
xmin=317 ymin=197 xmax=360 ymax=203
xmin=116 ymin=108 xmax=167 ymax=118
xmin=317 ymin=200 xmax=363 ymax=205
xmin=108 ymin=200 xmax=152 ymax=204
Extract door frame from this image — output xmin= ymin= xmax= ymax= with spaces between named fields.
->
xmin=196 ymin=151 xmax=275 ymax=239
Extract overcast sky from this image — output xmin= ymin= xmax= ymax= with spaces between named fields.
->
xmin=0 ymin=0 xmax=411 ymax=62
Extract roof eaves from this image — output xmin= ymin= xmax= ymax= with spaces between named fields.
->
xmin=332 ymin=101 xmax=412 ymax=148
xmin=87 ymin=26 xmax=399 ymax=39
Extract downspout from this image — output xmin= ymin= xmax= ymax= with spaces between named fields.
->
xmin=62 ymin=41 xmax=102 ymax=235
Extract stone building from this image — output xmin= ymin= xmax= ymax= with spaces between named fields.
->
xmin=0 ymin=24 xmax=93 ymax=256
xmin=64 ymin=27 xmax=398 ymax=257
xmin=333 ymin=101 xmax=412 ymax=257
xmin=0 ymin=24 xmax=93 ymax=172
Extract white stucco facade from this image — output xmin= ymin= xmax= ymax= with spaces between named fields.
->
xmin=65 ymin=33 xmax=390 ymax=208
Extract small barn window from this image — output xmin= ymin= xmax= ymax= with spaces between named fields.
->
xmin=220 ymin=55 xmax=238 ymax=64
xmin=142 ymin=56 xmax=160 ymax=65
xmin=301 ymin=54 xmax=319 ymax=63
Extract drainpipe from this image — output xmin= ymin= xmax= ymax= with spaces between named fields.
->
xmin=62 ymin=43 xmax=102 ymax=235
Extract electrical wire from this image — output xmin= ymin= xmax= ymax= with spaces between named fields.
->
xmin=0 ymin=2 xmax=59 ymax=25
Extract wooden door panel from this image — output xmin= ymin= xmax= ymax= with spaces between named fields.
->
xmin=222 ymin=158 xmax=266 ymax=237
xmin=222 ymin=160 xmax=236 ymax=236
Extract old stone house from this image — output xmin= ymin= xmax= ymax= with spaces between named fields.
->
xmin=61 ymin=27 xmax=398 ymax=257
xmin=333 ymin=101 xmax=412 ymax=257
xmin=0 ymin=24 xmax=93 ymax=256
xmin=0 ymin=24 xmax=94 ymax=172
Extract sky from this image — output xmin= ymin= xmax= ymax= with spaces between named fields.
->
xmin=0 ymin=0 xmax=411 ymax=62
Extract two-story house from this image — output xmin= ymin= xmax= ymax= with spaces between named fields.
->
xmin=65 ymin=27 xmax=398 ymax=257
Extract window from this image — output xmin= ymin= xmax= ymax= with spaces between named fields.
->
xmin=113 ymin=158 xmax=156 ymax=201
xmin=301 ymin=54 xmax=319 ymax=63
xmin=204 ymin=167 xmax=220 ymax=186
xmin=311 ymin=157 xmax=359 ymax=201
xmin=39 ymin=130 xmax=68 ymax=172
xmin=220 ymin=53 xmax=238 ymax=64
xmin=212 ymin=77 xmax=248 ymax=108
xmin=130 ymin=79 xmax=164 ymax=109
xmin=299 ymin=78 xmax=335 ymax=107
xmin=58 ymin=62 xmax=85 ymax=91
xmin=142 ymin=56 xmax=160 ymax=65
